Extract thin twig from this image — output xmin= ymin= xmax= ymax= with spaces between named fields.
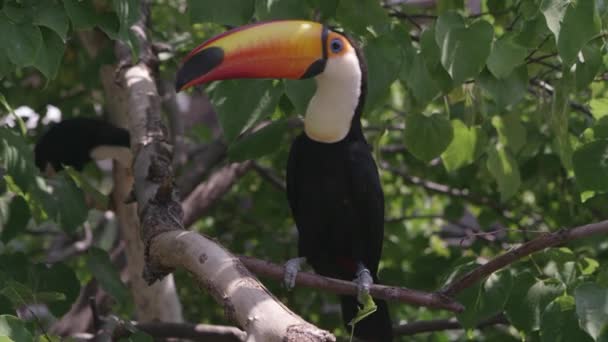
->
xmin=252 ymin=162 xmax=286 ymax=192
xmin=394 ymin=313 xmax=508 ymax=336
xmin=441 ymin=219 xmax=608 ymax=296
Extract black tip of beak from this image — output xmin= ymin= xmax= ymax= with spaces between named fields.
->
xmin=175 ymin=47 xmax=224 ymax=91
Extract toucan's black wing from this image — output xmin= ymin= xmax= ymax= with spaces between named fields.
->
xmin=347 ymin=140 xmax=385 ymax=277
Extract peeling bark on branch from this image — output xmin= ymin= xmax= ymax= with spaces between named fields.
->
xmin=101 ymin=65 xmax=183 ymax=323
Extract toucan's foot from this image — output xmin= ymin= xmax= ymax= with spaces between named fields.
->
xmin=283 ymin=257 xmax=306 ymax=290
xmin=354 ymin=263 xmax=373 ymax=304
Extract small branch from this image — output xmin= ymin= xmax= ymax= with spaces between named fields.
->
xmin=115 ymin=321 xmax=246 ymax=342
xmin=384 ymin=164 xmax=504 ymax=213
xmin=394 ymin=313 xmax=508 ymax=336
xmin=176 ymin=139 xmax=227 ymax=198
xmin=182 ymin=161 xmax=252 ymax=227
xmin=252 ymin=162 xmax=286 ymax=192
xmin=239 ymin=256 xmax=464 ymax=313
xmin=441 ymin=220 xmax=608 ymax=297
xmin=530 ymin=79 xmax=594 ymax=119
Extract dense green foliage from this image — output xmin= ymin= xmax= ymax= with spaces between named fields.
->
xmin=1 ymin=0 xmax=608 ymax=340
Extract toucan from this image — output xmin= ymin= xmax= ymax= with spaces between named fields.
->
xmin=34 ymin=118 xmax=131 ymax=174
xmin=176 ymin=20 xmax=392 ymax=341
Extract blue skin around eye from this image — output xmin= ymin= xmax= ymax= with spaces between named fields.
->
xmin=330 ymin=39 xmax=343 ymax=53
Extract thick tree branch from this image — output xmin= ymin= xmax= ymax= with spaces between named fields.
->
xmin=441 ymin=220 xmax=608 ymax=296
xmin=115 ymin=321 xmax=246 ymax=342
xmin=182 ymin=162 xmax=252 ymax=227
xmin=149 ymin=231 xmax=335 ymax=341
xmin=239 ymin=256 xmax=464 ymax=313
xmin=115 ymin=3 xmax=334 ymax=339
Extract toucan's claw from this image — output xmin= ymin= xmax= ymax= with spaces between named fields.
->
xmin=354 ymin=263 xmax=373 ymax=304
xmin=283 ymin=257 xmax=307 ymax=290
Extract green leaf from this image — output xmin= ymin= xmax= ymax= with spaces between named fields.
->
xmin=434 ymin=11 xmax=465 ymax=47
xmin=0 ymin=48 xmax=13 ymax=80
xmin=120 ymin=331 xmax=154 ymax=342
xmin=0 ymin=257 xmax=79 ymax=317
xmin=478 ymin=66 xmax=528 ymax=109
xmin=64 ymin=166 xmax=108 ymax=210
xmin=33 ymin=1 xmax=69 ymax=41
xmin=575 ymin=282 xmax=608 ymax=341
xmin=515 ymin=15 xmax=552 ymax=48
xmin=541 ymin=0 xmax=569 ymax=39
xmin=0 ymin=296 xmax=12 ymax=315
xmin=86 ymin=248 xmax=131 ymax=304
xmin=590 ymin=99 xmax=608 ymax=121
xmin=551 ymin=73 xmax=574 ymax=171
xmin=404 ymin=113 xmax=453 ymax=163
xmin=3 ymin=196 xmax=29 ymax=243
xmin=420 ymin=26 xmax=454 ymax=93
xmin=212 ymin=80 xmax=283 ymax=141
xmin=36 ymin=263 xmax=80 ymax=316
xmin=456 ymin=270 xmax=513 ymax=329
xmin=0 ymin=127 xmax=36 ymax=193
xmin=491 ymin=113 xmax=527 ymax=154
xmin=401 ymin=52 xmax=441 ymax=105
xmin=228 ymin=119 xmax=288 ymax=161
xmin=436 ymin=15 xmax=494 ymax=84
xmin=487 ymin=143 xmax=521 ymax=201
xmin=573 ymin=139 xmax=608 ymax=192
xmin=576 ymin=42 xmax=602 ymax=91
xmin=336 ymin=0 xmax=390 ymax=36
xmin=307 ymin=0 xmax=339 ymax=20
xmin=348 ymin=292 xmax=377 ymax=326
xmin=441 ymin=120 xmax=487 ymax=171
xmin=55 ymin=174 xmax=88 ymax=232
xmin=505 ymin=273 xmax=565 ymax=333
xmin=112 ymin=0 xmax=140 ymax=57
xmin=541 ymin=248 xmax=577 ymax=287
xmin=33 ymin=28 xmax=65 ymax=80
xmin=2 ymin=3 xmax=34 ymax=23
xmin=0 ymin=15 xmax=42 ymax=67
xmin=556 ymin=0 xmax=601 ymax=67
xmin=255 ymin=0 xmax=312 ymax=20
xmin=63 ymin=0 xmax=97 ymax=30
xmin=487 ymin=36 xmax=529 ymax=79
xmin=189 ymin=0 xmax=254 ymax=26
xmin=0 ymin=315 xmax=33 ymax=342
xmin=284 ymin=79 xmax=315 ymax=115
xmin=364 ymin=34 xmax=403 ymax=112
xmin=541 ymin=295 xmax=594 ymax=342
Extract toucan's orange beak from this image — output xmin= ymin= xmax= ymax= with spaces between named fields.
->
xmin=175 ymin=20 xmax=328 ymax=91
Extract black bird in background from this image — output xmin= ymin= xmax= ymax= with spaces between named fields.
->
xmin=34 ymin=117 xmax=131 ymax=174
xmin=176 ymin=20 xmax=392 ymax=341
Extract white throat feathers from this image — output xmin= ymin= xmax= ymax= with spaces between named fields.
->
xmin=304 ymin=49 xmax=361 ymax=143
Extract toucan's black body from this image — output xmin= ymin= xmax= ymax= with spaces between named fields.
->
xmin=287 ymin=133 xmax=392 ymax=340
xmin=286 ymin=40 xmax=393 ymax=341
xmin=35 ymin=118 xmax=130 ymax=172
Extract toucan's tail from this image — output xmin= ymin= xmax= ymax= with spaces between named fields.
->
xmin=340 ymin=295 xmax=393 ymax=341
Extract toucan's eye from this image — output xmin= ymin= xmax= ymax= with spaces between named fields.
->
xmin=330 ymin=38 xmax=343 ymax=53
